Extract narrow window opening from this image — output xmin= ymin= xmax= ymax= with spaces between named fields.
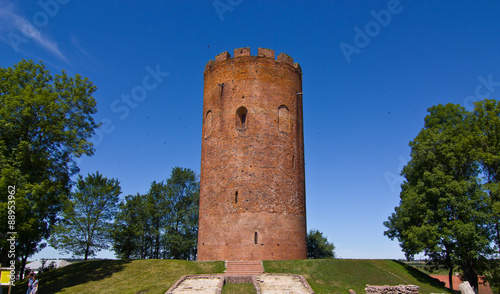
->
xmin=235 ymin=191 xmax=238 ymax=203
xmin=254 ymin=232 xmax=258 ymax=245
xmin=218 ymin=83 xmax=224 ymax=98
xmin=278 ymin=105 xmax=290 ymax=133
xmin=241 ymin=114 xmax=246 ymax=127
xmin=236 ymin=106 xmax=248 ymax=130
xmin=204 ymin=110 xmax=213 ymax=138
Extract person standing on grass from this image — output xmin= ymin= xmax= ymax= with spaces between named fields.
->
xmin=30 ymin=274 xmax=38 ymax=294
xmin=26 ymin=272 xmax=34 ymax=294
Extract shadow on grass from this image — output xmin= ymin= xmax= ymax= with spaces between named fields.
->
xmin=392 ymin=260 xmax=457 ymax=293
xmin=13 ymin=259 xmax=131 ymax=294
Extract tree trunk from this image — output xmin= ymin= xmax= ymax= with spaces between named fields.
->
xmin=20 ymin=255 xmax=28 ymax=280
xmin=462 ymin=257 xmax=479 ymax=294
xmin=155 ymin=235 xmax=160 ymax=259
xmin=448 ymin=266 xmax=453 ymax=291
xmin=444 ymin=243 xmax=454 ymax=291
xmin=85 ymin=244 xmax=89 ymax=260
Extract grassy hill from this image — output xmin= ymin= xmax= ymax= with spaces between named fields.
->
xmin=264 ymin=259 xmax=454 ymax=294
xmin=12 ymin=259 xmax=225 ymax=294
xmin=11 ymin=259 xmax=453 ymax=294
xmin=403 ymin=260 xmax=455 ymax=275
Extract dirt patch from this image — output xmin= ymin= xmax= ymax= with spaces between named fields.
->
xmin=430 ymin=275 xmax=492 ymax=294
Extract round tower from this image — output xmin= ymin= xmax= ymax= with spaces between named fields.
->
xmin=197 ymin=47 xmax=306 ymax=261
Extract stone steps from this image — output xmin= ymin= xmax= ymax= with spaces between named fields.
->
xmin=224 ymin=260 xmax=264 ymax=276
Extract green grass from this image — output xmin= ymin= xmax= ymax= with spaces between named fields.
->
xmin=12 ymin=259 xmax=224 ymax=294
xmin=403 ymin=260 xmax=457 ymax=276
xmin=11 ymin=259 xmax=455 ymax=294
xmin=263 ymin=259 xmax=454 ymax=294
xmin=221 ymin=283 xmax=256 ymax=294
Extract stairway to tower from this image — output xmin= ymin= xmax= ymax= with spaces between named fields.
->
xmin=224 ymin=260 xmax=264 ymax=276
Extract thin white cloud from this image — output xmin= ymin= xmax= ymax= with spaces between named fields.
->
xmin=0 ymin=1 xmax=68 ymax=63
xmin=71 ymin=36 xmax=94 ymax=61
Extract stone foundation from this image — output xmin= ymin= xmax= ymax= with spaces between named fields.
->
xmin=365 ymin=284 xmax=419 ymax=294
xmin=166 ymin=273 xmax=314 ymax=294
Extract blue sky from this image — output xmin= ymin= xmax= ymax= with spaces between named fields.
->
xmin=1 ymin=0 xmax=500 ymax=260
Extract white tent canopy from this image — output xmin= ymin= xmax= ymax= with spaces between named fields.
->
xmin=25 ymin=260 xmax=71 ymax=272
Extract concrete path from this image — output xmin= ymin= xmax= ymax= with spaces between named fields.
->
xmin=256 ymin=274 xmax=314 ymax=294
xmin=168 ymin=276 xmax=222 ymax=294
xmin=166 ymin=262 xmax=314 ymax=294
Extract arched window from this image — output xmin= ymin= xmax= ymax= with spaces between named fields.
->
xmin=204 ymin=110 xmax=212 ymax=138
xmin=236 ymin=106 xmax=248 ymax=130
xmin=278 ymin=105 xmax=290 ymax=133
xmin=235 ymin=191 xmax=238 ymax=203
xmin=254 ymin=232 xmax=258 ymax=245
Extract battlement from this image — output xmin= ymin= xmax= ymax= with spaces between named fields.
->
xmin=206 ymin=47 xmax=301 ymax=73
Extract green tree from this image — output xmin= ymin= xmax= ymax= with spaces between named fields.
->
xmin=471 ymin=99 xmax=500 ymax=253
xmin=164 ymin=167 xmax=199 ymax=260
xmin=49 ymin=172 xmax=121 ymax=260
xmin=470 ymin=99 xmax=500 ymax=290
xmin=384 ymin=103 xmax=492 ymax=291
xmin=111 ymin=193 xmax=150 ymax=259
xmin=484 ymin=259 xmax=500 ymax=293
xmin=111 ymin=167 xmax=199 ymax=260
xmin=0 ymin=60 xmax=98 ymax=276
xmin=307 ymin=229 xmax=335 ymax=259
xmin=146 ymin=181 xmax=169 ymax=259
xmin=112 ymin=182 xmax=169 ymax=260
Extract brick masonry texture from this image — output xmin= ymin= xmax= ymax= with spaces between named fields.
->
xmin=197 ymin=48 xmax=307 ymax=261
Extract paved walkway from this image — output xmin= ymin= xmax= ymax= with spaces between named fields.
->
xmin=168 ymin=276 xmax=222 ymax=293
xmin=166 ymin=261 xmax=314 ymax=293
xmin=257 ymin=273 xmax=314 ymax=294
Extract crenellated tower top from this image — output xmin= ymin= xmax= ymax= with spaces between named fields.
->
xmin=204 ymin=47 xmax=302 ymax=74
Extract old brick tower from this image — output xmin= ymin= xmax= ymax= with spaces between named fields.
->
xmin=197 ymin=47 xmax=307 ymax=261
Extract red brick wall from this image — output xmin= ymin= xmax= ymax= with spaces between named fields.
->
xmin=197 ymin=48 xmax=307 ymax=261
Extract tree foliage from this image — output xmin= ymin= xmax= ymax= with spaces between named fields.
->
xmin=470 ymin=99 xmax=500 ymax=291
xmin=112 ymin=193 xmax=148 ymax=259
xmin=0 ymin=60 xmax=98 ymax=275
xmin=112 ymin=167 xmax=199 ymax=260
xmin=384 ymin=100 xmax=500 ymax=291
xmin=111 ymin=186 xmax=168 ymax=260
xmin=49 ymin=172 xmax=121 ymax=260
xmin=307 ymin=229 xmax=336 ymax=259
xmin=164 ymin=167 xmax=199 ymax=260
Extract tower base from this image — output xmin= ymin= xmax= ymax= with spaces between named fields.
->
xmin=197 ymin=212 xmax=307 ymax=261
